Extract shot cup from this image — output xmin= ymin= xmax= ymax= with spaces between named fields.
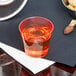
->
xmin=19 ymin=16 xmax=54 ymax=58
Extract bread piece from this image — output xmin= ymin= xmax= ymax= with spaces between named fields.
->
xmin=68 ymin=0 xmax=76 ymax=6
xmin=67 ymin=5 xmax=76 ymax=11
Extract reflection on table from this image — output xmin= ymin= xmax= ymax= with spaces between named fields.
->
xmin=20 ymin=63 xmax=76 ymax=76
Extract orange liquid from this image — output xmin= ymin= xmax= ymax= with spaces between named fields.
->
xmin=22 ymin=25 xmax=51 ymax=58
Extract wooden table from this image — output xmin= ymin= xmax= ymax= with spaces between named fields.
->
xmin=20 ymin=63 xmax=76 ymax=76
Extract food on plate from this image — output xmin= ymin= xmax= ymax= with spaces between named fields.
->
xmin=65 ymin=0 xmax=76 ymax=11
xmin=64 ymin=20 xmax=76 ymax=34
xmin=68 ymin=0 xmax=76 ymax=7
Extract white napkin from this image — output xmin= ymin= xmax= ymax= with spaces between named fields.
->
xmin=0 ymin=42 xmax=55 ymax=74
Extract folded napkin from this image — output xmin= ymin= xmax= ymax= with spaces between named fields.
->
xmin=0 ymin=42 xmax=55 ymax=74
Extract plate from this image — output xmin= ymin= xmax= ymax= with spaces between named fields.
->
xmin=0 ymin=0 xmax=28 ymax=21
xmin=0 ymin=0 xmax=14 ymax=6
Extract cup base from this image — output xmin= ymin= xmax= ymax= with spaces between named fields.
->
xmin=25 ymin=49 xmax=48 ymax=58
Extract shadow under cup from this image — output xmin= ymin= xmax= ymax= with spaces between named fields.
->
xmin=19 ymin=16 xmax=54 ymax=58
xmin=0 ymin=50 xmax=20 ymax=76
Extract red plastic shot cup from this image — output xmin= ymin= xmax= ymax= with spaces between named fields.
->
xmin=19 ymin=16 xmax=54 ymax=58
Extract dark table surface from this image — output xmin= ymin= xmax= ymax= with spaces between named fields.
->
xmin=0 ymin=0 xmax=76 ymax=67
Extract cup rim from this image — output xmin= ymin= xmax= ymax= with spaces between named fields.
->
xmin=19 ymin=16 xmax=54 ymax=34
